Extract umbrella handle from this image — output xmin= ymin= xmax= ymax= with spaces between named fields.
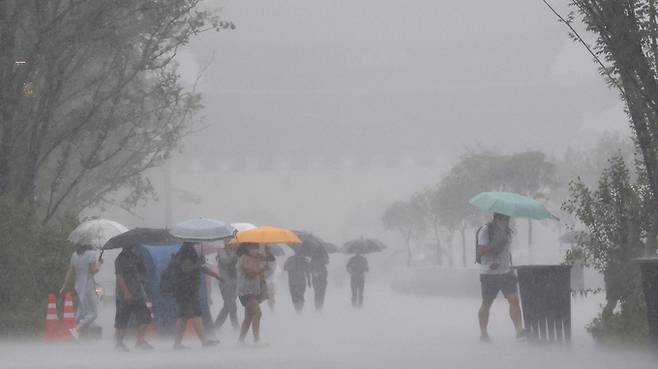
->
xmin=98 ymin=250 xmax=104 ymax=263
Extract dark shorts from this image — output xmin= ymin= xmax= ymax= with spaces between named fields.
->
xmin=114 ymin=300 xmax=152 ymax=329
xmin=175 ymin=294 xmax=202 ymax=319
xmin=480 ymin=272 xmax=518 ymax=303
xmin=239 ymin=294 xmax=261 ymax=307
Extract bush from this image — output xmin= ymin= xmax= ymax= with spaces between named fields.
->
xmin=0 ymin=196 xmax=73 ymax=336
xmin=587 ymin=291 xmax=650 ymax=347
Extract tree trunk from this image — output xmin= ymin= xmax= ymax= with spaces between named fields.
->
xmin=460 ymin=227 xmax=467 ymax=268
xmin=431 ymin=221 xmax=442 ymax=265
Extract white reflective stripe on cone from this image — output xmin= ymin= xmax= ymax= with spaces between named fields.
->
xmin=46 ymin=314 xmax=58 ymax=320
xmin=48 ymin=303 xmax=56 ymax=308
xmin=64 ymin=301 xmax=73 ymax=306
xmin=63 ymin=313 xmax=75 ymax=318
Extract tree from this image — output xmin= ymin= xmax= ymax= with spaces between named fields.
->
xmin=563 ymin=155 xmax=650 ymax=343
xmin=410 ymin=188 xmax=445 ymax=265
xmin=381 ymin=201 xmax=426 ymax=266
xmin=431 ymin=150 xmax=558 ymax=266
xmin=545 ymin=0 xmax=658 ymax=254
xmin=0 ymin=1 xmax=234 ymax=223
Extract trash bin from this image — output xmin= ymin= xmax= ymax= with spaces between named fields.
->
xmin=515 ymin=265 xmax=571 ymax=343
xmin=634 ymin=257 xmax=658 ymax=349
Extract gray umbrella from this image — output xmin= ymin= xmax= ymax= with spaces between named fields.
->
xmin=170 ymin=217 xmax=234 ymax=241
xmin=341 ymin=238 xmax=386 ymax=254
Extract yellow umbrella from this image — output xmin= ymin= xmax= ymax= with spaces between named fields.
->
xmin=234 ymin=225 xmax=302 ymax=244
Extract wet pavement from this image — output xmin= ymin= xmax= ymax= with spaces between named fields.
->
xmin=2 ymin=282 xmax=656 ymax=369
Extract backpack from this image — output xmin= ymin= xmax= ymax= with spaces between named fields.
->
xmin=475 ymin=224 xmax=494 ymax=264
xmin=160 ymin=252 xmax=181 ymax=294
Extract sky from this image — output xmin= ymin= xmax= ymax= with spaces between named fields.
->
xmin=97 ymin=0 xmax=631 ymax=251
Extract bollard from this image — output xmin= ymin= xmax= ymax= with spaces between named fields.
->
xmin=515 ymin=265 xmax=571 ymax=343
xmin=60 ymin=291 xmax=76 ymax=339
xmin=44 ymin=293 xmax=59 ymax=341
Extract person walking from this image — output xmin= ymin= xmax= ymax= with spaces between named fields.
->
xmin=60 ymin=244 xmax=101 ymax=339
xmin=215 ymin=241 xmax=240 ymax=330
xmin=283 ymin=249 xmax=310 ymax=313
xmin=114 ymin=246 xmax=154 ymax=351
xmin=476 ymin=212 xmax=525 ymax=342
xmin=346 ymin=253 xmax=368 ymax=308
xmin=173 ymin=242 xmax=222 ymax=349
xmin=237 ymin=243 xmax=269 ymax=344
xmin=309 ymin=250 xmax=329 ymax=311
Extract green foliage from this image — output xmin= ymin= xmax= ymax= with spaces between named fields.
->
xmin=587 ymin=290 xmax=649 ymax=347
xmin=563 ymin=155 xmax=650 ymax=345
xmin=0 ymin=196 xmax=73 ymax=336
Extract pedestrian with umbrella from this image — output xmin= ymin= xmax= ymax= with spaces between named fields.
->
xmin=61 ymin=219 xmax=128 ymax=339
xmin=470 ymin=191 xmax=557 ymax=342
xmin=103 ymin=227 xmax=172 ymax=351
xmin=283 ymin=248 xmax=311 ymax=314
xmin=59 ymin=243 xmax=101 ymax=339
xmin=233 ymin=226 xmax=302 ymax=344
xmin=342 ymin=238 xmax=385 ymax=308
xmin=168 ymin=218 xmax=232 ymax=349
xmin=293 ymin=231 xmax=332 ymax=311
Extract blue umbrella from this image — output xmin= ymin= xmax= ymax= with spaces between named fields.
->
xmin=469 ymin=192 xmax=557 ymax=220
xmin=170 ymin=218 xmax=234 ymax=241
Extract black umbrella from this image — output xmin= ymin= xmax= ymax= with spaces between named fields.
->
xmin=293 ymin=231 xmax=337 ymax=256
xmin=322 ymin=242 xmax=340 ymax=254
xmin=102 ymin=228 xmax=176 ymax=250
xmin=341 ymin=238 xmax=386 ymax=254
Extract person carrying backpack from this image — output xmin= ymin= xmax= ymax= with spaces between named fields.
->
xmin=476 ymin=213 xmax=525 ymax=342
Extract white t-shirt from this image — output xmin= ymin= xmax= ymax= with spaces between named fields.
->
xmin=477 ymin=224 xmax=512 ymax=275
xmin=70 ymin=250 xmax=98 ymax=294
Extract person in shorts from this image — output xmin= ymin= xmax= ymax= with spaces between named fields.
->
xmin=477 ymin=213 xmax=525 ymax=342
xmin=114 ymin=247 xmax=153 ymax=351
xmin=236 ymin=243 xmax=269 ymax=344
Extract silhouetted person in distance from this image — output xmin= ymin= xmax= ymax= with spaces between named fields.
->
xmin=347 ymin=253 xmax=369 ymax=308
xmin=173 ymin=242 xmax=222 ymax=349
xmin=284 ymin=248 xmax=310 ymax=313
xmin=476 ymin=213 xmax=525 ymax=342
xmin=309 ymin=250 xmax=329 ymax=311
xmin=215 ymin=240 xmax=239 ymax=330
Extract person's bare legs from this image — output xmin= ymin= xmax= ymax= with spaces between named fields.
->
xmin=505 ymin=294 xmax=524 ymax=335
xmin=191 ymin=317 xmax=208 ymax=343
xmin=251 ymin=303 xmax=262 ymax=342
xmin=136 ymin=323 xmax=148 ymax=343
xmin=478 ymin=300 xmax=493 ymax=339
xmin=240 ymin=304 xmax=254 ymax=343
xmin=174 ymin=318 xmax=187 ymax=347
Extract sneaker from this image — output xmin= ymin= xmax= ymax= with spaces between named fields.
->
xmin=136 ymin=340 xmax=154 ymax=351
xmin=115 ymin=343 xmax=130 ymax=352
xmin=480 ymin=334 xmax=491 ymax=343
xmin=173 ymin=344 xmax=190 ymax=350
xmin=68 ymin=328 xmax=79 ymax=340
xmin=202 ymin=339 xmax=220 ymax=347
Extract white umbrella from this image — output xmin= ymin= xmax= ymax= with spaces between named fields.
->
xmin=231 ymin=222 xmax=257 ymax=232
xmin=68 ymin=219 xmax=129 ymax=249
xmin=170 ymin=217 xmax=234 ymax=241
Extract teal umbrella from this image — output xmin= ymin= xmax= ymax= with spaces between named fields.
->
xmin=469 ymin=192 xmax=557 ymax=220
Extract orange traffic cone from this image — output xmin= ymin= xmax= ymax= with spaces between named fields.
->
xmin=60 ymin=291 xmax=76 ymax=339
xmin=44 ymin=293 xmax=59 ymax=341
